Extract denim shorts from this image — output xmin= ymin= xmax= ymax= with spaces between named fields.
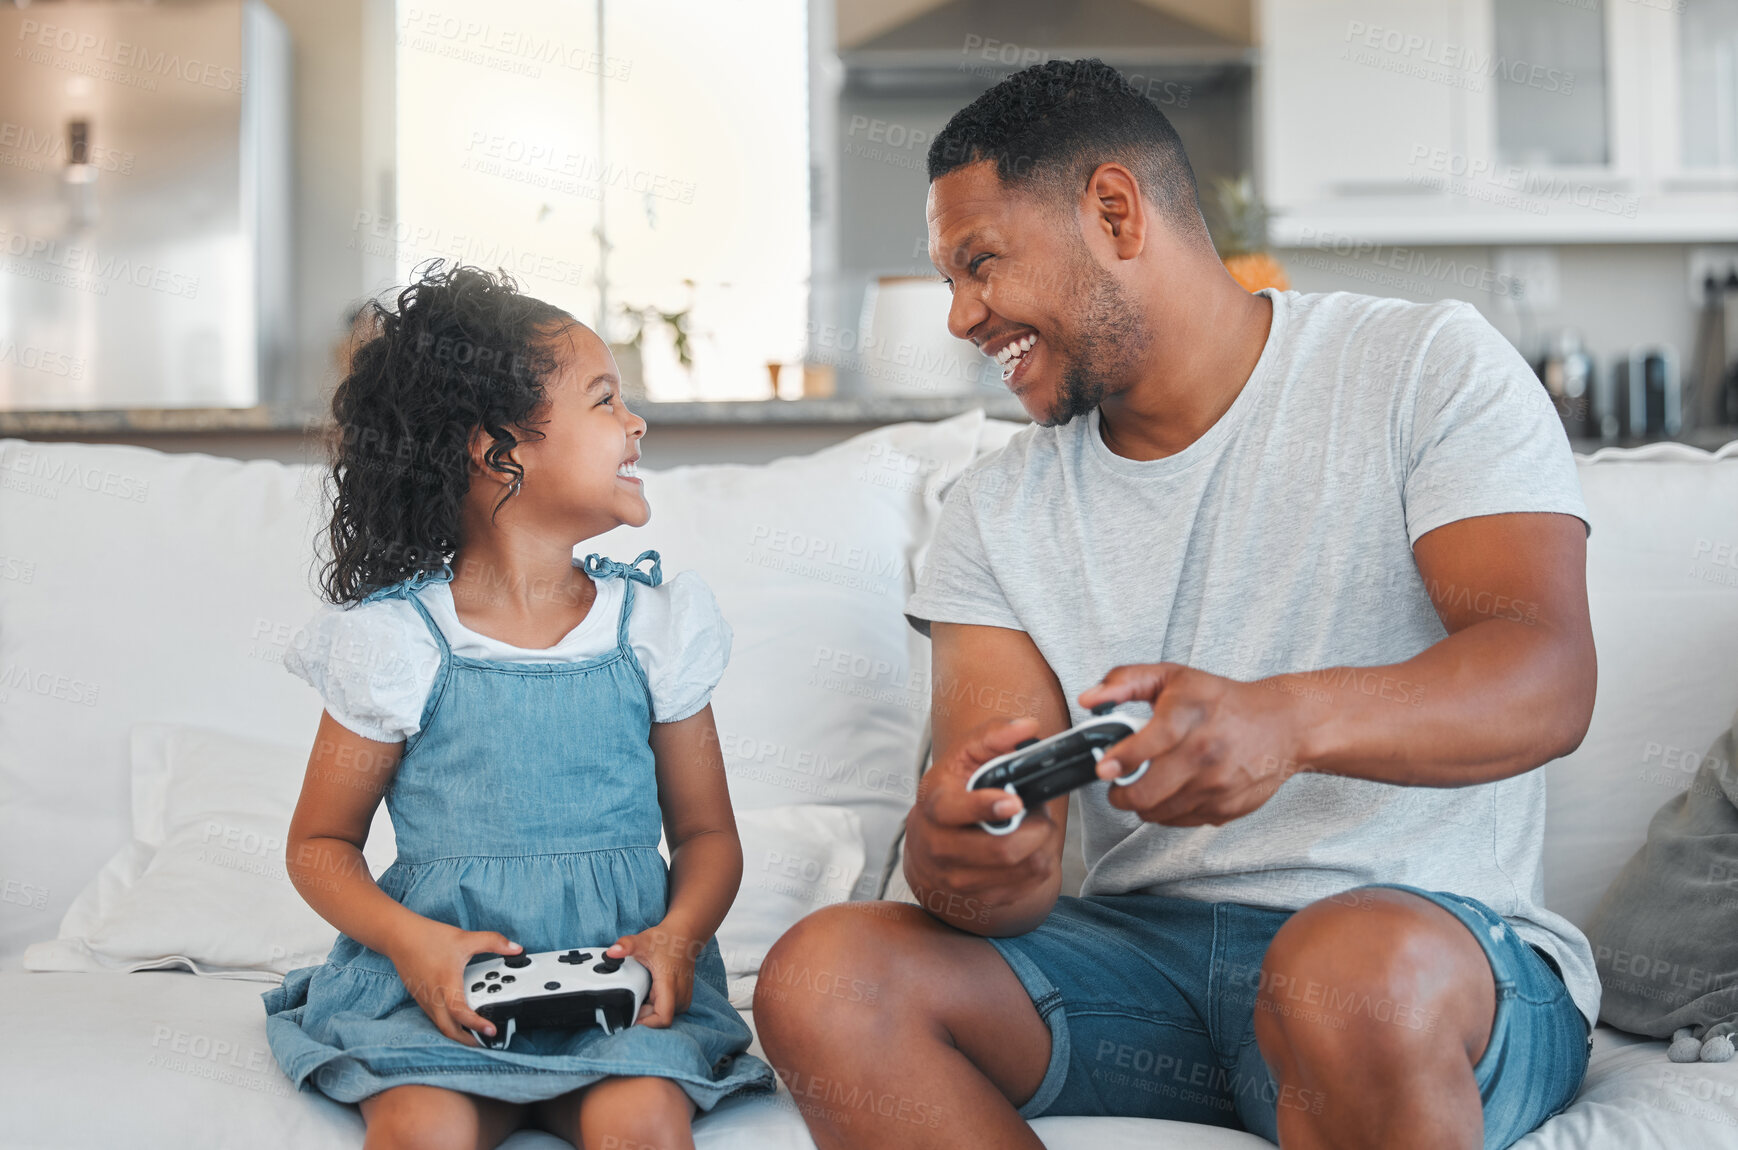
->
xmin=986 ymin=883 xmax=1591 ymax=1147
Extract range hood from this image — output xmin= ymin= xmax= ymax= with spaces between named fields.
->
xmin=842 ymin=0 xmax=1253 ymax=91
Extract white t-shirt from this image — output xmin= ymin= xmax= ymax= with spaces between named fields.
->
xmin=284 ymin=564 xmax=731 ymax=743
xmin=905 ymin=288 xmax=1599 ymax=1029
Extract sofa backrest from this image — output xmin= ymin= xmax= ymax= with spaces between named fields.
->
xmin=1542 ymin=441 xmax=1738 ymax=930
xmin=0 ymin=415 xmax=990 ymax=959
xmin=0 ymin=423 xmax=1733 ymax=958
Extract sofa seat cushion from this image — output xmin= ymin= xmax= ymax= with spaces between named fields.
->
xmin=4 ymin=970 xmax=1731 ymax=1148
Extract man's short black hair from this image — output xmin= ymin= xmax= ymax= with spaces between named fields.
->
xmin=927 ymin=58 xmax=1206 ymax=243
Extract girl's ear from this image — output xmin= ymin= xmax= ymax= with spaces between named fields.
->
xmin=465 ymin=427 xmax=517 ymax=486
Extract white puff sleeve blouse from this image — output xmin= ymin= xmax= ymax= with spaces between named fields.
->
xmin=283 ymin=567 xmax=731 ymax=743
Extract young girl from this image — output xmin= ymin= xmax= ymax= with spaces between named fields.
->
xmin=263 ymin=263 xmax=775 ymax=1150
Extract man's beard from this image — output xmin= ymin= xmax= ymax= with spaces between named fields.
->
xmin=1038 ymin=261 xmax=1150 ymax=428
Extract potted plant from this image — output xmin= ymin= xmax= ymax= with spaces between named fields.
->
xmin=1211 ymin=174 xmax=1290 ymax=293
xmin=610 ymin=297 xmax=693 ymax=402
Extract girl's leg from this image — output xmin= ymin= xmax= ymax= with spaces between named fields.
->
xmin=533 ymin=1076 xmax=697 ymax=1150
xmin=360 ymin=1083 xmax=529 ymax=1150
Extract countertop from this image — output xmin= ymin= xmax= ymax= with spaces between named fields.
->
xmin=0 ymin=393 xmax=1030 ymax=436
xmin=4 ymin=397 xmax=1735 ymax=457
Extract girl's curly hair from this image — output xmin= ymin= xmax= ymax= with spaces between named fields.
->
xmin=316 ymin=262 xmax=576 ymax=604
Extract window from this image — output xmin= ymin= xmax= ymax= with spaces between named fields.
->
xmin=395 ymin=0 xmax=809 ymax=399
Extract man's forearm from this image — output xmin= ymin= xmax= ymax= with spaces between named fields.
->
xmin=1275 ymin=615 xmax=1595 ymax=788
xmin=903 ymin=855 xmax=1060 ymax=937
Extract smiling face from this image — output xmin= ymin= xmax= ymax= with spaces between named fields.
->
xmin=928 ymin=161 xmax=1151 ymax=427
xmin=492 ymin=322 xmax=650 ymax=538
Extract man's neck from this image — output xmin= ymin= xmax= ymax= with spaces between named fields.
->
xmin=1097 ymin=285 xmax=1274 ymax=463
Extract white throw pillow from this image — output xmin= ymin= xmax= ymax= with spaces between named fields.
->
xmin=24 ymin=724 xmax=396 ymax=979
xmin=717 ymin=803 xmax=865 ymax=1006
xmin=591 ymin=411 xmax=993 ymax=892
xmin=28 ymin=724 xmax=864 ymax=990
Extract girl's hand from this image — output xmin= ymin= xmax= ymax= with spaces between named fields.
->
xmin=386 ymin=917 xmax=523 ymax=1046
xmin=606 ymin=925 xmax=698 ymax=1028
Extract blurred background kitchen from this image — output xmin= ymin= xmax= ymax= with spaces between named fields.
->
xmin=2 ymin=0 xmax=1736 ymax=465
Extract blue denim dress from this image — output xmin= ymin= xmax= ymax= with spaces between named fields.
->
xmin=262 ymin=552 xmax=775 ymax=1108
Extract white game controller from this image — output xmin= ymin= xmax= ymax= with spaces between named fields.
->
xmin=967 ymin=705 xmax=1151 ymax=835
xmin=463 ymin=947 xmax=651 ymax=1050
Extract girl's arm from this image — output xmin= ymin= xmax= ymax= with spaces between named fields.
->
xmin=285 ymin=712 xmax=416 ymax=952
xmin=607 ymin=703 xmax=743 ymax=1026
xmin=286 ymin=710 xmax=521 ymax=1045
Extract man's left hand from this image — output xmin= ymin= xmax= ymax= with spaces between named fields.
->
xmin=1078 ymin=664 xmax=1309 ymax=826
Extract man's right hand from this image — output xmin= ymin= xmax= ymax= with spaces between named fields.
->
xmin=902 ymin=714 xmax=1070 ymax=936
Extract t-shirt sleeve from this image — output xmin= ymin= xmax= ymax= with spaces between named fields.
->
xmin=281 ymin=599 xmax=441 ymax=743
xmin=629 ymin=571 xmax=732 ymax=724
xmin=904 ymin=469 xmax=1023 ymax=638
xmin=1402 ymin=301 xmax=1590 ymax=546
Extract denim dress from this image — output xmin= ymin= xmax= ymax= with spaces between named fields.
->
xmin=262 ymin=552 xmax=775 ymax=1108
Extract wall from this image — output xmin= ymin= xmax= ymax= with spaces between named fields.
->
xmin=1274 ymin=242 xmax=1702 ymax=404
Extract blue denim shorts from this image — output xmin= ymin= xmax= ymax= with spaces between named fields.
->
xmin=986 ymin=883 xmax=1591 ymax=1147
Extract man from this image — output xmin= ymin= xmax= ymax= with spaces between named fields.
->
xmin=755 ymin=59 xmax=1597 ymax=1150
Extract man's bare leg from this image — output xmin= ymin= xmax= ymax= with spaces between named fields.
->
xmin=1255 ymin=889 xmax=1498 ymax=1150
xmin=753 ymin=901 xmax=1052 ymax=1150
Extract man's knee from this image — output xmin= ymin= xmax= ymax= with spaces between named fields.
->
xmin=1255 ymin=889 xmax=1487 ymax=1061
xmin=754 ymin=901 xmax=929 ymax=1049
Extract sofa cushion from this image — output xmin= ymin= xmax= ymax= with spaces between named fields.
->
xmin=1543 ymin=441 xmax=1738 ymax=931
xmin=1 ymin=970 xmax=1724 ymax=1147
xmin=589 ymin=411 xmax=992 ymax=890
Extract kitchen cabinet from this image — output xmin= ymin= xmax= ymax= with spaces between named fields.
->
xmin=1259 ymin=0 xmax=1738 ymax=244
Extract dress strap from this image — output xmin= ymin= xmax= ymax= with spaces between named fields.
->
xmin=360 ymin=563 xmax=455 ymax=659
xmin=582 ymin=550 xmax=661 ymax=651
xmin=581 ymin=550 xmax=662 ymax=588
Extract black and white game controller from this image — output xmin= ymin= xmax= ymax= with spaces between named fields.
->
xmin=463 ymin=947 xmax=651 ymax=1050
xmin=967 ymin=704 xmax=1150 ymax=835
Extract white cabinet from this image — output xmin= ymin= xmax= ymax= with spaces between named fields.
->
xmin=1259 ymin=0 xmax=1738 ymax=243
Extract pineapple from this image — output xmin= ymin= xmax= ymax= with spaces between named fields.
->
xmin=1212 ymin=175 xmax=1290 ymax=293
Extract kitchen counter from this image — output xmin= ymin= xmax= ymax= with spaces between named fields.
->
xmin=4 ymin=399 xmax=1733 ymax=463
xmin=0 ymin=393 xmax=1030 ymax=438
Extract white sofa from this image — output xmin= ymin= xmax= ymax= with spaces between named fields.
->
xmin=2 ymin=413 xmax=1737 ymax=1149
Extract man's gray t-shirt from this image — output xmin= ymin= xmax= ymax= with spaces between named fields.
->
xmin=905 ymin=288 xmax=1599 ymax=1028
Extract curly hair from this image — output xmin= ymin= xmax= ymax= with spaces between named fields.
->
xmin=927 ymin=58 xmax=1207 ymax=245
xmin=316 ymin=262 xmax=576 ymax=604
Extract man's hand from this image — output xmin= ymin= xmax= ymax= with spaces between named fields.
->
xmin=1079 ymin=663 xmax=1309 ymax=827
xmin=903 ymin=714 xmax=1066 ymax=933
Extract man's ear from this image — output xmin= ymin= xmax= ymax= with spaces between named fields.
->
xmin=1083 ymin=163 xmax=1147 ymax=260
